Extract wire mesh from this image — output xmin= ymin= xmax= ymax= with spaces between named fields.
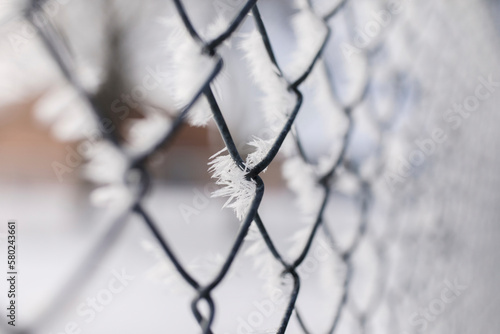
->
xmin=2 ymin=0 xmax=496 ymax=333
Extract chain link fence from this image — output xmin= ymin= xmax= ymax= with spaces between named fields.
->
xmin=1 ymin=0 xmax=500 ymax=333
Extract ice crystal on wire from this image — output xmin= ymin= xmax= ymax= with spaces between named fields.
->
xmin=142 ymin=240 xmax=234 ymax=291
xmin=203 ymin=15 xmax=230 ymax=44
xmin=34 ymin=85 xmax=96 ymax=142
xmin=208 ymin=136 xmax=277 ymax=221
xmin=287 ymin=5 xmax=328 ymax=82
xmin=162 ymin=16 xmax=213 ymax=127
xmin=190 ymin=252 xmax=237 ymax=283
xmin=245 ymin=137 xmax=276 ymax=172
xmin=89 ymin=183 xmax=133 ymax=208
xmin=208 ymin=148 xmax=257 ymax=221
xmin=288 ymin=226 xmax=312 ymax=259
xmin=239 ymin=29 xmax=294 ymax=132
xmin=244 ymin=226 xmax=283 ymax=294
xmin=141 ymin=240 xmax=191 ymax=294
xmin=82 ymin=141 xmax=127 ymax=184
xmin=126 ymin=111 xmax=172 ymax=153
xmin=82 ymin=141 xmax=133 ymax=208
xmin=282 ymin=156 xmax=324 ymax=220
xmin=34 ymin=83 xmax=134 ymax=209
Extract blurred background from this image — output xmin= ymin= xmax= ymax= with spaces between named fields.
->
xmin=0 ymin=0 xmax=500 ymax=333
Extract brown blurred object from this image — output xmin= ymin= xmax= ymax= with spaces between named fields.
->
xmin=0 ymin=97 xmax=284 ymax=186
xmin=0 ymin=97 xmax=71 ymax=183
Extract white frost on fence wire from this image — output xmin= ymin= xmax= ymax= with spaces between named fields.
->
xmin=202 ymin=15 xmax=231 ymax=42
xmin=207 ymin=21 xmax=299 ymax=291
xmin=161 ymin=16 xmax=213 ymax=127
xmin=283 ymin=157 xmax=324 ymax=221
xmin=125 ymin=111 xmax=172 ymax=154
xmin=206 ymin=2 xmax=352 ymax=294
xmin=82 ymin=141 xmax=134 ymax=209
xmin=208 ymin=148 xmax=257 ymax=221
xmin=286 ymin=0 xmax=328 ymax=82
xmin=244 ymin=137 xmax=275 ymax=172
xmin=239 ymin=29 xmax=294 ymax=133
xmin=244 ymin=225 xmax=284 ymax=295
xmin=34 ymin=83 xmax=136 ymax=209
xmin=141 ymin=239 xmax=236 ymax=292
xmin=206 ymin=25 xmax=296 ymax=225
xmin=34 ymin=84 xmax=97 ymax=142
xmin=304 ymin=61 xmax=351 ymax=175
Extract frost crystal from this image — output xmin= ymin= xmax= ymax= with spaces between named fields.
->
xmin=282 ymin=156 xmax=324 ymax=221
xmin=82 ymin=141 xmax=133 ymax=208
xmin=162 ymin=16 xmax=213 ymax=127
xmin=239 ymin=29 xmax=294 ymax=132
xmin=208 ymin=148 xmax=257 ymax=221
xmin=245 ymin=226 xmax=282 ymax=294
xmin=245 ymin=137 xmax=276 ymax=171
xmin=287 ymin=8 xmax=328 ymax=82
xmin=34 ymin=85 xmax=96 ymax=141
xmin=126 ymin=111 xmax=172 ymax=153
